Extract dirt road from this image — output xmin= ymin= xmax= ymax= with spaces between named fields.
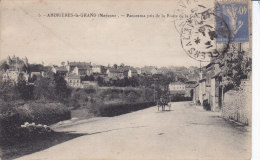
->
xmin=16 ymin=102 xmax=251 ymax=160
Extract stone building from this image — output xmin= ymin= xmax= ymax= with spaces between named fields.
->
xmin=6 ymin=55 xmax=28 ymax=72
xmin=2 ymin=55 xmax=29 ymax=84
xmin=65 ymin=73 xmax=81 ymax=88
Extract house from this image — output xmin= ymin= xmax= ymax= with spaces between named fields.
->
xmin=52 ymin=66 xmax=68 ymax=76
xmin=6 ymin=55 xmax=28 ymax=72
xmin=2 ymin=70 xmax=29 ymax=84
xmin=65 ymin=73 xmax=81 ymax=88
xmin=106 ymin=68 xmax=125 ymax=79
xmin=151 ymin=68 xmax=158 ymax=75
xmin=2 ymin=55 xmax=29 ymax=84
xmin=140 ymin=66 xmax=157 ymax=76
xmin=92 ymin=64 xmax=102 ymax=73
xmin=185 ymin=81 xmax=197 ymax=97
xmin=168 ymin=81 xmax=187 ymax=101
xmin=136 ymin=68 xmax=142 ymax=75
xmin=66 ymin=61 xmax=91 ymax=72
xmin=127 ymin=68 xmax=138 ymax=78
xmin=72 ymin=66 xmax=92 ymax=77
xmin=169 ymin=82 xmax=186 ymax=92
xmin=30 ymin=72 xmax=42 ymax=81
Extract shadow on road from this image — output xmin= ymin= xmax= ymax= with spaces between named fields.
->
xmin=0 ymin=125 xmax=147 ymax=160
xmin=0 ymin=131 xmax=86 ymax=160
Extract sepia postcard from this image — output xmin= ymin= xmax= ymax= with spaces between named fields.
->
xmin=0 ymin=0 xmax=252 ymax=159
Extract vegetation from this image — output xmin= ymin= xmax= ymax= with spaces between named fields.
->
xmin=0 ymin=58 xmax=197 ymax=141
xmin=222 ymin=50 xmax=252 ymax=92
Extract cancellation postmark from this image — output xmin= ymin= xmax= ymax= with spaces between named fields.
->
xmin=175 ymin=0 xmax=232 ymax=62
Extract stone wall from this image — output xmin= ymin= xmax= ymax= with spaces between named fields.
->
xmin=222 ymin=80 xmax=251 ymax=126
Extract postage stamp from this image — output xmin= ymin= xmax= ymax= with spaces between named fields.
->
xmin=216 ymin=2 xmax=249 ymax=43
xmin=178 ymin=2 xmax=230 ymax=62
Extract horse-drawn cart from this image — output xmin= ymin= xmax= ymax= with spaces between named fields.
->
xmin=157 ymin=97 xmax=171 ymax=111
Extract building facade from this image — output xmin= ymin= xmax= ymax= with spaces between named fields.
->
xmin=65 ymin=73 xmax=81 ymax=88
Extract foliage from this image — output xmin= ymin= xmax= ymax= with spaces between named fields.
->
xmin=28 ymin=64 xmax=44 ymax=73
xmin=53 ymin=73 xmax=71 ymax=102
xmin=17 ymin=80 xmax=34 ymax=100
xmin=0 ymin=102 xmax=70 ymax=141
xmin=81 ymin=75 xmax=95 ymax=81
xmin=0 ymin=82 xmax=20 ymax=102
xmin=68 ymin=87 xmax=154 ymax=114
xmin=0 ymin=60 xmax=9 ymax=72
xmin=222 ymin=50 xmax=251 ymax=92
xmin=33 ymin=77 xmax=56 ymax=101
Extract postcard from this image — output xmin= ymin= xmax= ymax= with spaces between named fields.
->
xmin=0 ymin=0 xmax=252 ymax=159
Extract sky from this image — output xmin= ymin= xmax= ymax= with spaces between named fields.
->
xmin=0 ymin=0 xmax=211 ymax=67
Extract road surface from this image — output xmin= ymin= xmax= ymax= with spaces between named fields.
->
xmin=16 ymin=102 xmax=251 ymax=160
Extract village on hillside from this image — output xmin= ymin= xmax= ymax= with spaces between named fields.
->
xmin=0 ymin=55 xmax=200 ymax=99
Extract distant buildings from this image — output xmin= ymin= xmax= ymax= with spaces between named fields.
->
xmin=106 ymin=68 xmax=125 ymax=79
xmin=6 ymin=55 xmax=28 ymax=72
xmin=92 ymin=64 xmax=102 ymax=73
xmin=65 ymin=73 xmax=81 ymax=88
xmin=72 ymin=66 xmax=92 ymax=77
xmin=2 ymin=70 xmax=29 ymax=84
xmin=127 ymin=68 xmax=138 ymax=77
xmin=1 ymin=56 xmax=200 ymax=91
xmin=66 ymin=61 xmax=91 ymax=72
xmin=51 ymin=66 xmax=68 ymax=76
xmin=106 ymin=67 xmax=138 ymax=79
xmin=169 ymin=82 xmax=186 ymax=96
xmin=2 ymin=55 xmax=29 ymax=84
xmin=169 ymin=82 xmax=186 ymax=92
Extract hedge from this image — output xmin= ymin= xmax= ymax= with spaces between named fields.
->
xmin=99 ymin=102 xmax=156 ymax=117
xmin=0 ymin=102 xmax=70 ymax=142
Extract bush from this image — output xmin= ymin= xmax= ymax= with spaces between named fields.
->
xmin=16 ymin=102 xmax=71 ymax=125
xmin=99 ymin=102 xmax=156 ymax=117
xmin=0 ymin=102 xmax=70 ymax=141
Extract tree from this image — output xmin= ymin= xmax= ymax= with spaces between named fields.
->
xmin=129 ymin=77 xmax=139 ymax=87
xmin=28 ymin=64 xmax=44 ymax=73
xmin=0 ymin=82 xmax=19 ymax=102
xmin=54 ymin=73 xmax=71 ymax=102
xmin=0 ymin=60 xmax=9 ymax=72
xmin=17 ymin=78 xmax=34 ymax=100
xmin=34 ymin=77 xmax=56 ymax=100
xmin=113 ymin=64 xmax=118 ymax=69
xmin=120 ymin=63 xmax=125 ymax=67
xmin=82 ymin=75 xmax=95 ymax=81
xmin=28 ymin=74 xmax=37 ymax=83
xmin=222 ymin=50 xmax=251 ymax=92
xmin=88 ymin=75 xmax=95 ymax=81
xmin=97 ymin=76 xmax=104 ymax=86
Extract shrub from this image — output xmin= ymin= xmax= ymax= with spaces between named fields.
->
xmin=16 ymin=102 xmax=71 ymax=125
xmin=99 ymin=102 xmax=156 ymax=117
xmin=0 ymin=102 xmax=70 ymax=141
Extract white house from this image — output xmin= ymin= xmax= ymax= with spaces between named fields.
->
xmin=65 ymin=73 xmax=81 ymax=88
xmin=92 ymin=64 xmax=102 ymax=73
xmin=2 ymin=70 xmax=29 ymax=84
xmin=169 ymin=82 xmax=186 ymax=92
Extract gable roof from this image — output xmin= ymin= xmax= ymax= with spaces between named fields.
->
xmin=66 ymin=73 xmax=80 ymax=79
xmin=68 ymin=62 xmax=91 ymax=67
xmin=54 ymin=66 xmax=67 ymax=72
xmin=170 ymin=81 xmax=185 ymax=85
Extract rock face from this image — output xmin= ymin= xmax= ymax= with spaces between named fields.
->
xmin=222 ymin=79 xmax=251 ymax=125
